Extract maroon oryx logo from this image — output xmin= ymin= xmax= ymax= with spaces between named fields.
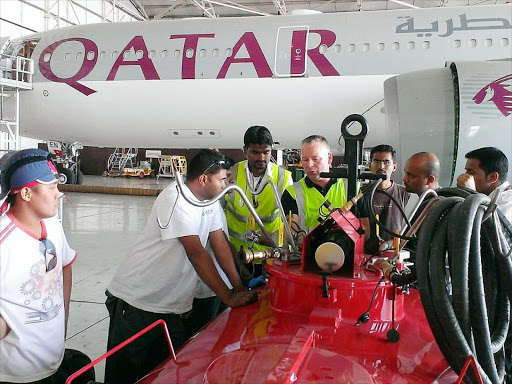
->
xmin=473 ymin=74 xmax=512 ymax=117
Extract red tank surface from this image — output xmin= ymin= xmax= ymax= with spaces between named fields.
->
xmin=135 ymin=209 xmax=459 ymax=384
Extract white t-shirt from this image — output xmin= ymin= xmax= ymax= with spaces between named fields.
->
xmin=0 ymin=212 xmax=76 ymax=383
xmin=492 ymin=181 xmax=512 ymax=224
xmin=195 ymin=205 xmax=233 ymax=299
xmin=108 ymin=182 xmax=223 ymax=314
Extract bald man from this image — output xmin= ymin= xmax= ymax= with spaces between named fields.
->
xmin=403 ymin=152 xmax=441 ymax=195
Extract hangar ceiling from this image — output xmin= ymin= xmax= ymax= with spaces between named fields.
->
xmin=124 ymin=0 xmax=508 ymax=20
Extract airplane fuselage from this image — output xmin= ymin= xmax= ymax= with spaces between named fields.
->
xmin=2 ymin=5 xmax=511 ymax=155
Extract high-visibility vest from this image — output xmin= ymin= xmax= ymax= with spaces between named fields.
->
xmin=225 ymin=161 xmax=292 ymax=252
xmin=285 ymin=177 xmax=347 ymax=232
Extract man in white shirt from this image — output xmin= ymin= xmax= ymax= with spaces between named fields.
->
xmin=457 ymin=147 xmax=511 ymax=223
xmin=0 ymin=149 xmax=78 ymax=383
xmin=105 ymin=149 xmax=256 ymax=384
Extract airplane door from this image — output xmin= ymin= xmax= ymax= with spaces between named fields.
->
xmin=274 ymin=26 xmax=309 ymax=77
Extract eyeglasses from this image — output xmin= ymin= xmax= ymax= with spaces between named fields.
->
xmin=202 ymin=160 xmax=226 ymax=175
xmin=40 ymin=238 xmax=57 ymax=272
xmin=372 ymin=159 xmax=393 ymax=166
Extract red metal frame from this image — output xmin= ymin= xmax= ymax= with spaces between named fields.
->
xmin=455 ymin=355 xmax=484 ymax=384
xmin=65 ymin=319 xmax=175 ymax=384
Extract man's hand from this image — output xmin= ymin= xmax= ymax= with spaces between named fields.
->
xmin=457 ymin=173 xmax=476 ymax=191
xmin=225 ymin=290 xmax=258 ymax=308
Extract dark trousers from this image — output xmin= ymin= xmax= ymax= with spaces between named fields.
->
xmin=0 ymin=349 xmax=94 ymax=384
xmin=104 ymin=292 xmax=186 ymax=384
xmin=184 ymin=296 xmax=222 ymax=339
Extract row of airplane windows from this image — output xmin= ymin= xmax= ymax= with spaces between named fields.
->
xmin=45 ymin=37 xmax=510 ymax=63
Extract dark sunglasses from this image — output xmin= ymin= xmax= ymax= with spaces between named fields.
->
xmin=40 ymin=238 xmax=57 ymax=272
xmin=202 ymin=160 xmax=226 ymax=175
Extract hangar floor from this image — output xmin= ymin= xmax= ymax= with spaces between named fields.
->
xmin=61 ymin=176 xmax=173 ymax=381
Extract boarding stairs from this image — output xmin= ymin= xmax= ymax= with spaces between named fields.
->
xmin=0 ymin=38 xmax=34 ymax=157
xmin=107 ymin=148 xmax=138 ymax=176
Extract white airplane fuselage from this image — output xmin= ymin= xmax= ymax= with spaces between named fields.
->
xmin=2 ymin=5 xmax=511 ymax=165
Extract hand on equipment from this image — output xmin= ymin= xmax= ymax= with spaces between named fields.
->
xmin=226 ymin=290 xmax=258 ymax=308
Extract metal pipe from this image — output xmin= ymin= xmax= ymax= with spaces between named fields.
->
xmin=243 ymin=167 xmax=297 ymax=252
xmin=399 ymin=189 xmax=438 ymax=235
xmin=165 ymin=163 xmax=277 ymax=248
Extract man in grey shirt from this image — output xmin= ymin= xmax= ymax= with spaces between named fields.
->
xmin=358 ymin=145 xmax=410 ymax=253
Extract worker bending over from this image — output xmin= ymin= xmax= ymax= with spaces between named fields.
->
xmin=105 ymin=149 xmax=256 ymax=384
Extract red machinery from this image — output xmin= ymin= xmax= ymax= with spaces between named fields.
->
xmin=68 ymin=115 xmax=510 ymax=384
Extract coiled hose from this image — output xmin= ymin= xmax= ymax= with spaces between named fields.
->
xmin=416 ymin=188 xmax=511 ymax=384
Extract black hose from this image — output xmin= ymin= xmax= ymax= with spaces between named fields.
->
xmin=415 ymin=188 xmax=511 ymax=384
xmin=364 ymin=180 xmax=415 ymax=241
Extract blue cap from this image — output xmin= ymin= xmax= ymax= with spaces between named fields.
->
xmin=0 ymin=149 xmax=58 ymax=199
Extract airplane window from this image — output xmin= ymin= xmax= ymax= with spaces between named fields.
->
xmin=407 ymin=42 xmax=415 ymax=50
xmin=392 ymin=42 xmax=399 ymax=51
xmin=76 ymin=52 xmax=83 ymax=60
xmin=43 ymin=53 xmax=51 ymax=62
xmin=362 ymin=43 xmax=370 ymax=52
xmin=422 ymin=41 xmax=430 ymax=49
xmin=112 ymin=51 xmax=118 ymax=58
xmin=377 ymin=43 xmax=385 ymax=52
xmin=485 ymin=39 xmax=492 ymax=47
xmin=100 ymin=51 xmax=105 ymax=59
xmin=453 ymin=40 xmax=461 ymax=48
xmin=226 ymin=48 xmax=232 ymax=57
xmin=212 ymin=49 xmax=219 ymax=57
xmin=197 ymin=131 xmax=203 ymax=135
xmin=174 ymin=50 xmax=180 ymax=58
xmin=149 ymin=50 xmax=155 ymax=58
xmin=469 ymin=39 xmax=477 ymax=48
xmin=64 ymin=53 xmax=71 ymax=61
xmin=334 ymin=44 xmax=341 ymax=53
xmin=162 ymin=50 xmax=168 ymax=58
xmin=199 ymin=49 xmax=206 ymax=57
xmin=136 ymin=50 xmax=143 ymax=59
xmin=87 ymin=51 xmax=95 ymax=60
xmin=502 ymin=38 xmax=509 ymax=47
xmin=186 ymin=48 xmax=194 ymax=59
xmin=348 ymin=44 xmax=355 ymax=53
xmin=123 ymin=51 xmax=130 ymax=59
xmin=319 ymin=44 xmax=328 ymax=54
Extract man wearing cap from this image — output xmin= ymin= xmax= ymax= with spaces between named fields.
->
xmin=0 ymin=149 xmax=77 ymax=383
xmin=224 ymin=126 xmax=292 ymax=264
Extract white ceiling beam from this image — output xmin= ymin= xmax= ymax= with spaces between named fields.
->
xmin=273 ymin=0 xmax=287 ymax=14
xmin=388 ymin=0 xmax=421 ymax=8
xmin=191 ymin=0 xmax=218 ymax=17
xmin=130 ymin=0 xmax=150 ymax=19
xmin=153 ymin=1 xmax=190 ymax=19
xmin=205 ymin=0 xmax=272 ymax=16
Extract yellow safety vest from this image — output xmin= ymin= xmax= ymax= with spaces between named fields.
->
xmin=285 ymin=177 xmax=347 ymax=232
xmin=225 ymin=161 xmax=292 ymax=253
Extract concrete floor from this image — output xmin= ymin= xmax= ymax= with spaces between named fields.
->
xmin=61 ymin=176 xmax=171 ymax=381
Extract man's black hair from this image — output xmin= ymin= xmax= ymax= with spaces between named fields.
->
xmin=243 ymin=126 xmax=273 ymax=148
xmin=466 ymin=147 xmax=508 ymax=182
xmin=370 ymin=144 xmax=396 ymax=162
xmin=224 ymin=155 xmax=235 ymax=169
xmin=187 ymin=149 xmax=228 ymax=179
